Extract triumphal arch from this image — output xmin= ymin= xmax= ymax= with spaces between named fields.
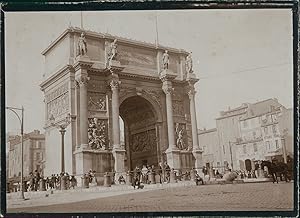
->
xmin=40 ymin=27 xmax=202 ymax=178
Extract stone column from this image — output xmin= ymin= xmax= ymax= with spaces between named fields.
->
xmin=187 ymin=78 xmax=202 ymax=173
xmin=110 ymin=79 xmax=121 ymax=149
xmin=162 ymin=83 xmax=176 ymax=150
xmin=160 ymin=71 xmax=181 ymax=170
xmin=74 ymin=81 xmax=81 ymax=148
xmin=110 ymin=76 xmax=126 ymax=179
xmin=188 ymin=87 xmax=200 ymax=150
xmin=75 ymin=71 xmax=89 ymax=149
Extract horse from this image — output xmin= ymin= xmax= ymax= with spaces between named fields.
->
xmin=261 ymin=160 xmax=289 ymax=183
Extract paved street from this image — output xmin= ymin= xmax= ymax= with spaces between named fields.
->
xmin=7 ymin=182 xmax=294 ymax=213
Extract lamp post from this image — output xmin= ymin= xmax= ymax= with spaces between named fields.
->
xmin=229 ymin=141 xmax=234 ymax=170
xmin=49 ymin=113 xmax=72 ymax=174
xmin=6 ymin=106 xmax=25 ymax=200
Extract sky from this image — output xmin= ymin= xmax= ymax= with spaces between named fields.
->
xmin=5 ymin=9 xmax=293 ymax=134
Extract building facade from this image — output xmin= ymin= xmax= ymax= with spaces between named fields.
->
xmin=233 ymin=99 xmax=292 ymax=170
xmin=8 ymin=130 xmax=45 ymax=179
xmin=215 ymin=104 xmax=248 ymax=171
xmin=199 ymin=98 xmax=293 ymax=172
xmin=198 ymin=128 xmax=221 ymax=171
xmin=40 ymin=27 xmax=202 ymax=177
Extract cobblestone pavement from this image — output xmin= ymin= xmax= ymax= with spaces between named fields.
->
xmin=7 ymin=182 xmax=294 ymax=213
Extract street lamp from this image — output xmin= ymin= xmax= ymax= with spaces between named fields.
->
xmin=229 ymin=141 xmax=234 ymax=170
xmin=49 ymin=113 xmax=72 ymax=174
xmin=6 ymin=106 xmax=25 ymax=200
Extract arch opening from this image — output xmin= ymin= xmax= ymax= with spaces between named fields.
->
xmin=119 ymin=96 xmax=159 ymax=171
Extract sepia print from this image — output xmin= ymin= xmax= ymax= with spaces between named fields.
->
xmin=2 ymin=3 xmax=297 ymax=215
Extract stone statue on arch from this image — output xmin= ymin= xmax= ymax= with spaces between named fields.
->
xmin=186 ymin=52 xmax=193 ymax=74
xmin=77 ymin=32 xmax=87 ymax=56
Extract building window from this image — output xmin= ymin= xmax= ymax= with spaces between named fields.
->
xmin=36 ymin=152 xmax=40 ymax=160
xmin=275 ymin=140 xmax=279 ymax=149
xmin=243 ymin=145 xmax=247 ymax=154
xmin=223 ymin=144 xmax=225 ymax=154
xmin=253 ymin=143 xmax=258 ymax=152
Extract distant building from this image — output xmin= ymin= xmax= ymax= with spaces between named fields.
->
xmin=199 ymin=98 xmax=293 ymax=172
xmin=215 ymin=103 xmax=248 ymax=171
xmin=277 ymin=108 xmax=293 ymax=159
xmin=198 ymin=128 xmax=221 ymax=171
xmin=234 ymin=99 xmax=293 ymax=171
xmin=8 ymin=130 xmax=45 ymax=179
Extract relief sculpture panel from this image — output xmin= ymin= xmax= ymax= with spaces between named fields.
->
xmin=88 ymin=92 xmax=106 ymax=111
xmin=175 ymin=123 xmax=189 ymax=150
xmin=88 ymin=118 xmax=108 ymax=150
xmin=173 ymin=100 xmax=184 ymax=116
xmin=46 ymin=83 xmax=69 ymax=119
xmin=130 ymin=129 xmax=156 ymax=153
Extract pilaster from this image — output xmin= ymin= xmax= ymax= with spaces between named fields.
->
xmin=186 ymin=73 xmax=202 ymax=171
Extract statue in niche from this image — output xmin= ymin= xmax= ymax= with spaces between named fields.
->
xmin=88 ymin=118 xmax=106 ymax=150
xmin=175 ymin=123 xmax=185 ymax=150
xmin=78 ymin=32 xmax=87 ymax=56
xmin=185 ymin=52 xmax=193 ymax=74
xmin=162 ymin=50 xmax=169 ymax=70
xmin=107 ymin=39 xmax=118 ymax=66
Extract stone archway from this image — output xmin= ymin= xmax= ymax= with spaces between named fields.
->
xmin=120 ymin=96 xmax=159 ymax=170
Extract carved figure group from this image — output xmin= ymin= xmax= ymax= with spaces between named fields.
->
xmin=185 ymin=52 xmax=193 ymax=73
xmin=162 ymin=50 xmax=169 ymax=70
xmin=88 ymin=118 xmax=106 ymax=150
xmin=175 ymin=123 xmax=186 ymax=150
xmin=78 ymin=32 xmax=87 ymax=56
xmin=131 ymin=130 xmax=155 ymax=153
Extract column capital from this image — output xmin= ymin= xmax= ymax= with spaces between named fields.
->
xmin=75 ymin=73 xmax=90 ymax=87
xmin=162 ymin=84 xmax=174 ymax=95
xmin=110 ymin=79 xmax=121 ymax=91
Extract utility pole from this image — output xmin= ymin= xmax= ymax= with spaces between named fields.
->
xmin=229 ymin=141 xmax=234 ymax=170
xmin=6 ymin=106 xmax=25 ymax=200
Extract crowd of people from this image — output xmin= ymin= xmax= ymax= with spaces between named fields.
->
xmin=129 ymin=162 xmax=171 ymax=188
xmin=9 ymin=157 xmax=293 ymax=193
xmin=11 ymin=171 xmax=78 ymax=192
